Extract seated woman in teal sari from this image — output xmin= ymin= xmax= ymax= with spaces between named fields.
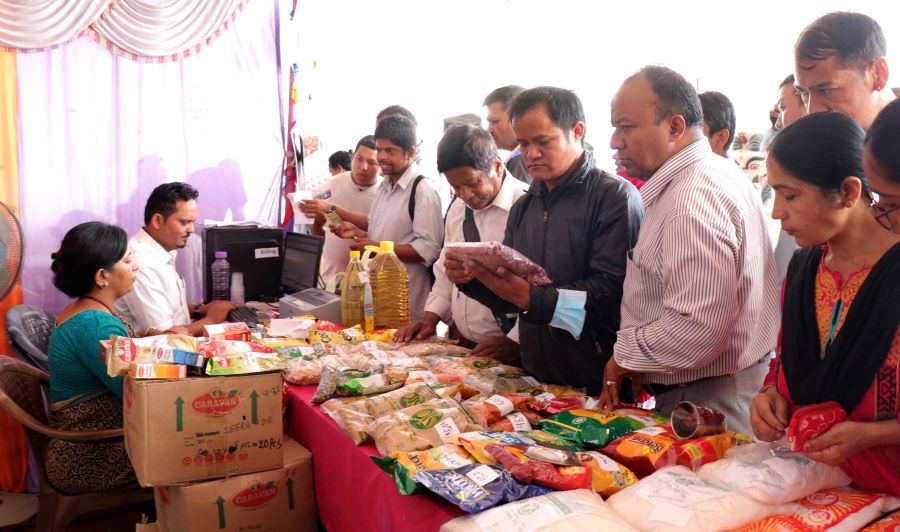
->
xmin=47 ymin=221 xmax=140 ymax=494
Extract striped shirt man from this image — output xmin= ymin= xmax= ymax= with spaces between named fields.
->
xmin=614 ymin=139 xmax=779 ymax=386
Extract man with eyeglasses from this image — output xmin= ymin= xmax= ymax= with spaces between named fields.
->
xmin=395 ymin=125 xmax=528 ymax=361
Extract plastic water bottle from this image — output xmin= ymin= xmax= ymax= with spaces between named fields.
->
xmin=340 ymin=251 xmax=366 ymax=328
xmin=368 ymin=241 xmax=409 ymax=329
xmin=211 ymin=251 xmax=231 ymax=301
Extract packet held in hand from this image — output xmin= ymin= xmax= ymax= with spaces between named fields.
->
xmin=787 ymin=401 xmax=847 ymax=452
xmin=445 ymin=241 xmax=552 ymax=286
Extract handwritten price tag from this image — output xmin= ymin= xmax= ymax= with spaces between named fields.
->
xmin=440 ymin=452 xmax=469 ymax=469
xmin=466 ymin=465 xmax=500 ymax=487
xmin=507 ymin=412 xmax=532 ymax=431
xmin=485 ymin=395 xmax=515 ymax=416
xmin=434 ymin=417 xmax=460 ymax=437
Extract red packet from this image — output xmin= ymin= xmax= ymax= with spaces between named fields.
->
xmin=787 ymin=401 xmax=847 ymax=452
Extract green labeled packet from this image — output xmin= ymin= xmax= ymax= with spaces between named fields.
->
xmin=539 ymin=408 xmax=667 ymax=448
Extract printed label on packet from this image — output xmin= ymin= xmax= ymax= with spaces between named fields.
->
xmin=410 ymin=371 xmax=438 ymax=384
xmin=626 ymin=414 xmax=659 ymax=426
xmin=466 ymin=465 xmax=500 ymax=487
xmin=635 ymin=426 xmax=668 ymax=437
xmin=360 ymin=340 xmax=378 ymax=352
xmin=440 ymin=452 xmax=470 ymax=469
xmin=507 ymin=412 xmax=532 ymax=431
xmin=586 ymin=451 xmax=620 ymax=472
xmin=485 ymin=395 xmax=515 ymax=416
xmin=370 ymin=350 xmax=390 ymax=362
xmin=434 ymin=417 xmax=460 ymax=437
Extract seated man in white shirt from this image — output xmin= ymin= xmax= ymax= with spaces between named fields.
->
xmin=117 ymin=182 xmax=235 ymax=336
xmin=394 ymin=124 xmax=528 ymax=360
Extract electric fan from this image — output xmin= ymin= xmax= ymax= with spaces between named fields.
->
xmin=0 ymin=202 xmax=23 ymax=302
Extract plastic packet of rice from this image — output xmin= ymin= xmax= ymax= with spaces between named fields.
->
xmin=445 ymin=241 xmax=552 ymax=286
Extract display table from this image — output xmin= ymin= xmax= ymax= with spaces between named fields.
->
xmin=286 ymin=384 xmax=465 ymax=532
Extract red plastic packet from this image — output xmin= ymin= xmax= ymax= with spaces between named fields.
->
xmin=787 ymin=401 xmax=847 ymax=452
xmin=484 ymin=444 xmax=590 ymax=491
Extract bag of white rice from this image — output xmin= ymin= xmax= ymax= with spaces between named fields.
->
xmin=440 ymin=488 xmax=636 ymax=532
xmin=696 ymin=442 xmax=851 ymax=504
xmin=606 ymin=466 xmax=795 ymax=531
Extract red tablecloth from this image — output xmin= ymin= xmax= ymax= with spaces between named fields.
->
xmin=286 ymin=384 xmax=465 ymax=532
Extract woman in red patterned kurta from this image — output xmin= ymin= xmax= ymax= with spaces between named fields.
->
xmin=749 ymin=112 xmax=900 ymax=496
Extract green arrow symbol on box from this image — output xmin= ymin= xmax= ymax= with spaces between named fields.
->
xmin=216 ymin=496 xmax=226 ymax=529
xmin=286 ymin=478 xmax=295 ymax=510
xmin=250 ymin=391 xmax=258 ymax=424
xmin=174 ymin=397 xmax=184 ymax=432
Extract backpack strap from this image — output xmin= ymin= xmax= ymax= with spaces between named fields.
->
xmin=408 ymin=175 xmax=427 ymax=222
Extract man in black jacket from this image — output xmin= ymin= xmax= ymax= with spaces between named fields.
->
xmin=445 ymin=86 xmax=643 ymax=394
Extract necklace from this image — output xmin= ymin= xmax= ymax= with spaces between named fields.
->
xmin=84 ymin=295 xmax=136 ymax=338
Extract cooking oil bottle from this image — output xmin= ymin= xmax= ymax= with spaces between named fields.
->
xmin=367 ymin=241 xmax=409 ymax=329
xmin=340 ymin=250 xmax=366 ymax=328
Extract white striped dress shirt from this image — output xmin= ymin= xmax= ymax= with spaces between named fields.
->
xmin=614 ymin=139 xmax=779 ymax=385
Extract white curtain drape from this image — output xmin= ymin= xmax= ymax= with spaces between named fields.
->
xmin=1 ymin=0 xmax=246 ymax=60
xmin=0 ymin=0 xmax=111 ymax=49
xmin=16 ymin=0 xmax=283 ymax=313
xmin=91 ymin=0 xmax=245 ymax=58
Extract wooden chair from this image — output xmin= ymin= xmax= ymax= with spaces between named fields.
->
xmin=0 ymin=356 xmax=151 ymax=531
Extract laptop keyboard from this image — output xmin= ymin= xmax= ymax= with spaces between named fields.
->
xmin=227 ymin=306 xmax=261 ymax=326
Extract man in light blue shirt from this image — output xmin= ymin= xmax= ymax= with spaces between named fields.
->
xmin=333 ymin=114 xmax=444 ymax=321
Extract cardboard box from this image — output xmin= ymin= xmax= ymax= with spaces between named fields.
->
xmin=124 ymin=372 xmax=284 ymax=486
xmin=154 ymin=436 xmax=316 ymax=532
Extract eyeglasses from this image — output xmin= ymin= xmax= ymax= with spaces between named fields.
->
xmin=869 ymin=192 xmax=900 ymax=230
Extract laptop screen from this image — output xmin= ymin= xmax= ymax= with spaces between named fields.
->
xmin=281 ymin=232 xmax=324 ymax=293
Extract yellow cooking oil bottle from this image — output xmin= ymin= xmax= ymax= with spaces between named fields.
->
xmin=366 ymin=241 xmax=409 ymax=329
xmin=340 ymin=250 xmax=366 ymax=328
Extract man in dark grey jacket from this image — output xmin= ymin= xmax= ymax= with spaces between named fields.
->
xmin=445 ymin=86 xmax=643 ymax=394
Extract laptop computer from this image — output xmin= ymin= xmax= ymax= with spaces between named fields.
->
xmin=278 ymin=232 xmax=341 ymax=321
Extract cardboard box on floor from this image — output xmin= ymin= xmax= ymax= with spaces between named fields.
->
xmin=125 ymin=372 xmax=284 ymax=486
xmin=154 ymin=435 xmax=316 ymax=532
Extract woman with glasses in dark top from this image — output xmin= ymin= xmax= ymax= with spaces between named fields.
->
xmin=749 ymin=111 xmax=900 ymax=496
xmin=865 ymin=99 xmax=900 ymax=232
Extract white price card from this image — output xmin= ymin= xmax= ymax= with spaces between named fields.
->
xmin=507 ymin=412 xmax=532 ymax=431
xmin=534 ymin=392 xmax=556 ymax=402
xmin=586 ymin=451 xmax=620 ymax=472
xmin=370 ymin=350 xmax=390 ymax=362
xmin=440 ymin=452 xmax=470 ymax=469
xmin=361 ymin=340 xmax=378 ymax=352
xmin=485 ymin=395 xmax=515 ymax=416
xmin=466 ymin=465 xmax=500 ymax=487
xmin=434 ymin=417 xmax=460 ymax=437
xmin=411 ymin=371 xmax=438 ymax=384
